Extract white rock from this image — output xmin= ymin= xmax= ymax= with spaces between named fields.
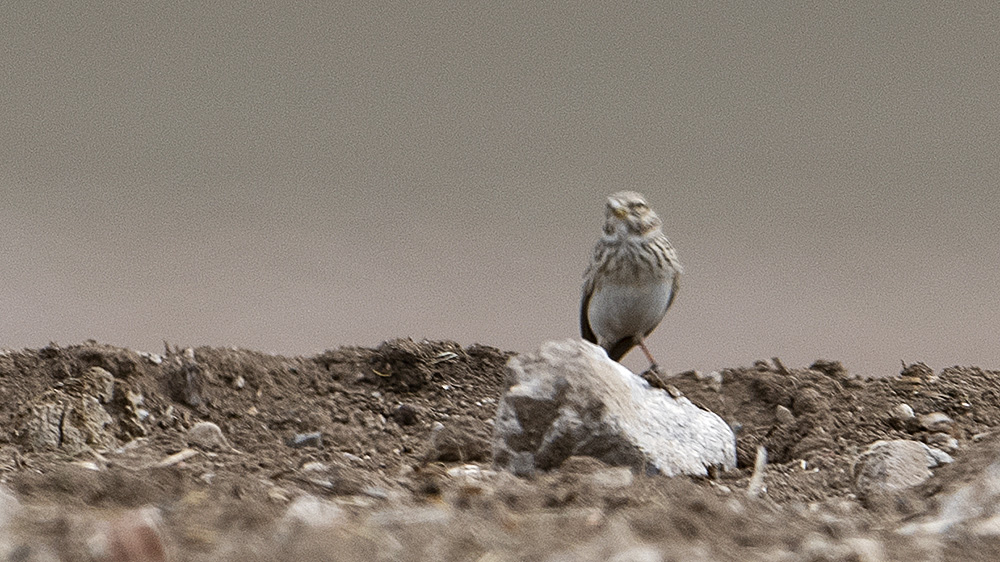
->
xmin=892 ymin=403 xmax=915 ymax=421
xmin=492 ymin=339 xmax=736 ymax=476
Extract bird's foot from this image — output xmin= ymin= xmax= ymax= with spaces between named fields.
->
xmin=640 ymin=364 xmax=668 ymax=390
xmin=640 ymin=365 xmax=682 ymax=397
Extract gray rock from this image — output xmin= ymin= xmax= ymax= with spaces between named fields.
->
xmin=853 ymin=439 xmax=953 ymax=498
xmin=18 ymin=390 xmax=115 ymax=453
xmin=924 ymin=432 xmax=959 ymax=454
xmin=492 ymin=339 xmax=736 ymax=476
xmin=288 ymin=432 xmax=323 ymax=448
xmin=187 ymin=421 xmax=229 ymax=451
xmin=918 ymin=412 xmax=954 ymax=433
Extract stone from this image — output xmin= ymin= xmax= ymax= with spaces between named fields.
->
xmin=288 ymin=432 xmax=323 ymax=448
xmin=492 ymin=339 xmax=736 ymax=477
xmin=917 ymin=412 xmax=954 ymax=433
xmin=186 ymin=421 xmax=229 ymax=451
xmin=391 ymin=403 xmax=420 ymax=426
xmin=924 ymin=432 xmax=959 ymax=454
xmin=892 ymin=403 xmax=915 ymax=422
xmin=279 ymin=495 xmax=345 ymax=533
xmin=775 ymin=405 xmax=795 ymax=425
xmin=853 ymin=439 xmax=953 ymax=499
xmin=18 ymin=390 xmax=115 ymax=453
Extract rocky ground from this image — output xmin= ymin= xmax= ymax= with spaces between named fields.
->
xmin=1 ymin=340 xmax=999 ymax=561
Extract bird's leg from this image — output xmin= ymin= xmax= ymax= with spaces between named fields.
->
xmin=636 ymin=338 xmax=672 ymax=391
xmin=637 ymin=339 xmax=660 ymax=374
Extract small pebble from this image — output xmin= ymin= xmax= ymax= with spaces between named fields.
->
xmin=363 ymin=486 xmax=390 ymax=499
xmin=288 ymin=432 xmax=323 ymax=448
xmin=775 ymin=405 xmax=795 ymax=425
xmin=391 ymin=404 xmax=419 ymax=426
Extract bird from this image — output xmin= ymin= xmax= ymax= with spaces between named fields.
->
xmin=580 ymin=191 xmax=683 ymax=373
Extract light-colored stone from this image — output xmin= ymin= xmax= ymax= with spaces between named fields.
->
xmin=892 ymin=403 xmax=915 ymax=421
xmin=588 ymin=467 xmax=635 ymax=489
xmin=853 ymin=439 xmax=952 ymax=498
xmin=775 ymin=405 xmax=795 ymax=425
xmin=493 ymin=339 xmax=736 ymax=476
xmin=918 ymin=412 xmax=954 ymax=433
xmin=924 ymin=432 xmax=959 ymax=454
xmin=279 ymin=495 xmax=346 ymax=533
xmin=186 ymin=421 xmax=229 ymax=451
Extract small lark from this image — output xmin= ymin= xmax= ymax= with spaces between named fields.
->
xmin=580 ymin=191 xmax=682 ymax=373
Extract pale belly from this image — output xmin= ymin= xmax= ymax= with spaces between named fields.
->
xmin=587 ymin=279 xmax=673 ymax=344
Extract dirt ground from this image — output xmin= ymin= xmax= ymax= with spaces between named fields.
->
xmin=1 ymin=340 xmax=999 ymax=561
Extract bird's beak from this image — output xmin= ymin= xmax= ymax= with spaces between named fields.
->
xmin=610 ymin=203 xmax=628 ymax=219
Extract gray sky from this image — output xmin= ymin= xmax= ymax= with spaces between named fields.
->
xmin=3 ymin=2 xmax=999 ymax=376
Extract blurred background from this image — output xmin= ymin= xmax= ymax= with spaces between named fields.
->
xmin=3 ymin=2 xmax=998 ymax=376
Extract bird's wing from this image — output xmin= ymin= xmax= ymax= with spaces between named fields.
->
xmin=643 ymin=271 xmax=681 ymax=339
xmin=580 ymin=284 xmax=597 ymax=344
xmin=665 ymin=271 xmax=680 ymax=312
xmin=606 ymin=337 xmax=638 ymax=362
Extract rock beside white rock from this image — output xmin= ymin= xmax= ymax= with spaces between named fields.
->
xmin=492 ymin=339 xmax=737 ymax=477
xmin=853 ymin=439 xmax=953 ymax=499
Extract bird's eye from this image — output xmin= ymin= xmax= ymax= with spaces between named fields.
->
xmin=630 ymin=202 xmax=648 ymax=212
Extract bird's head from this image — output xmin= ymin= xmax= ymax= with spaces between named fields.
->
xmin=603 ymin=191 xmax=662 ymax=237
